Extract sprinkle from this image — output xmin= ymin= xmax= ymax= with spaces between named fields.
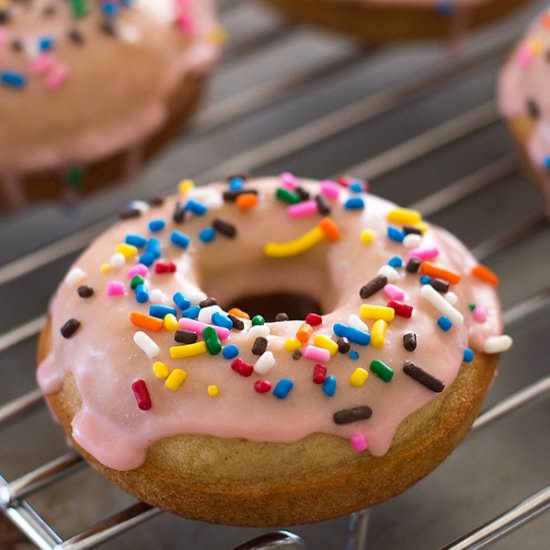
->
xmin=280 ymin=172 xmax=297 ymax=189
xmin=333 ymin=323 xmax=370 ymax=346
xmin=213 ymin=219 xmax=237 ymax=239
xmin=419 ymin=262 xmax=462 ymax=285
xmin=315 ymin=195 xmax=331 ymax=215
xmin=359 ymin=275 xmax=388 ymax=299
xmin=446 ymin=292 xmax=458 ymax=305
xmin=250 ymin=336 xmax=268 ymax=356
xmin=463 ymin=348 xmax=474 ymax=363
xmin=231 ymin=358 xmax=254 ymax=377
xmin=228 ymin=314 xmax=245 ymax=331
xmin=430 ymin=278 xmax=450 ymax=293
xmin=403 ymin=332 xmax=417 ymax=351
xmin=124 ymin=234 xmax=147 ymax=248
xmin=406 ymin=258 xmax=421 ymax=273
xmin=303 ymin=313 xmax=321 ymax=327
xmin=275 ymin=312 xmax=289 ymax=322
xmin=348 ymin=314 xmax=369 ymax=332
xmin=483 ymin=335 xmax=513 ymax=354
xmin=295 ymin=186 xmax=310 ymax=202
xmin=202 ymin=326 xmax=222 ymax=355
xmin=473 ymin=305 xmax=488 ymax=323
xmin=149 ymin=305 xmax=177 ymax=319
xmin=313 ymin=364 xmax=327 ymax=384
xmin=359 ymin=305 xmax=395 ymax=322
xmin=387 ymin=300 xmax=413 ymax=319
xmin=100 ymin=264 xmax=111 ymax=274
xmin=170 ymin=341 xmax=207 ymax=359
xmin=186 ymin=199 xmax=208 ymax=216
xmin=384 ymin=284 xmax=405 ymax=301
xmin=288 ymin=200 xmax=319 ymax=218
xmin=264 ymin=226 xmax=323 ymax=258
xmin=472 ymin=264 xmax=500 ymax=287
xmin=65 ymin=267 xmax=86 ymax=286
xmin=371 ymin=320 xmax=388 ymax=348
xmin=152 ymin=361 xmax=170 ymax=379
xmin=60 ymin=318 xmax=81 ymax=339
xmin=131 ymin=380 xmax=152 ymax=411
xmin=420 ymin=275 xmax=431 ymax=285
xmin=229 ymin=308 xmax=250 ymax=320
xmin=182 ymin=305 xmax=200 ymax=319
xmin=211 ymin=311 xmax=233 ymax=330
xmin=320 ymin=180 xmax=341 ymax=199
xmin=403 ymin=234 xmax=422 ymax=249
xmin=254 ymin=380 xmax=272 ymax=393
xmin=403 ymin=225 xmax=423 ymax=236
xmin=254 ymin=351 xmax=276 ymax=375
xmin=437 ymin=316 xmax=453 ymax=332
xmin=408 ymin=247 xmax=439 ymax=261
xmin=170 ymin=230 xmax=191 ymax=249
xmin=179 ymin=179 xmax=195 ymax=195
xmin=349 ymin=350 xmax=360 ymax=360
xmin=148 ymin=219 xmax=166 ymax=232
xmin=386 ymin=207 xmax=421 ymax=226
xmin=322 ymin=376 xmax=337 ymax=397
xmin=388 ymin=256 xmax=403 ymax=268
xmin=350 ymin=433 xmax=368 ymax=452
xmin=1 ymin=70 xmax=27 ymax=88
xmin=403 ymin=362 xmax=444 ymax=392
xmin=420 ymin=285 xmax=464 ymax=326
xmin=344 ymin=196 xmax=365 ymax=210
xmin=110 ymin=253 xmax=126 ymax=269
xmin=135 ymin=285 xmax=149 ymax=303
xmin=107 ymin=281 xmax=125 ymax=297
xmin=208 ymin=385 xmax=220 ymax=397
xmin=319 ymin=218 xmax=340 ymax=241
xmin=130 ymin=312 xmax=163 ymax=332
xmin=378 ymin=265 xmax=399 ymax=282
xmin=387 ymin=226 xmax=405 ymax=243
xmin=284 ymin=338 xmax=301 ymax=352
xmin=313 ymin=335 xmax=338 ymax=355
xmin=223 ymin=189 xmax=259 ymax=202
xmin=134 ymin=331 xmax=160 ymax=359
xmin=349 ymin=368 xmax=369 ymax=388
xmin=150 ymin=289 xmax=166 ymax=303
xmin=334 ymin=407 xmax=373 ymax=425
xmin=370 ymin=359 xmax=394 ymax=383
xmin=164 ymin=314 xmax=179 ymax=332
xmin=228 ymin=176 xmax=245 ymax=190
xmin=303 ymin=345 xmax=331 ymax=363
xmin=252 ymin=315 xmax=265 ymax=326
xmin=223 ymin=344 xmax=240 ymax=359
xmin=292 ymin=349 xmax=302 ymax=361
xmin=155 ymin=261 xmax=177 ymax=275
xmin=276 ymin=187 xmax=301 ymax=205
xmin=199 ymin=297 xmax=218 ymax=308
xmin=360 ymin=229 xmax=375 ymax=245
xmin=236 ymin=193 xmax=258 ymax=209
xmin=273 ymin=378 xmax=294 ymax=399
xmin=337 ymin=337 xmax=351 ymax=353
xmin=130 ymin=275 xmax=145 ymax=290
xmin=174 ymin=330 xmax=198 ymax=344
xmin=249 ymin=325 xmax=270 ymax=339
xmin=165 ymin=368 xmax=188 ymax=391
xmin=172 ymin=292 xmax=190 ymax=312
xmin=349 ymin=181 xmax=364 ymax=193
xmin=77 ymin=285 xmax=94 ymax=298
xmin=296 ymin=323 xmax=313 ymax=343
xmin=198 ymin=305 xmax=221 ymax=324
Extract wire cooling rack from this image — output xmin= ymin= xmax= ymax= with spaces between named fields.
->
xmin=1 ymin=0 xmax=550 ymax=548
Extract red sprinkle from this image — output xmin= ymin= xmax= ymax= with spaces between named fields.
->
xmin=254 ymin=380 xmax=272 ymax=393
xmin=155 ymin=261 xmax=177 ymax=274
xmin=231 ymin=358 xmax=253 ymax=377
xmin=305 ymin=313 xmax=323 ymax=326
xmin=387 ymin=300 xmax=413 ymax=319
xmin=313 ymin=364 xmax=327 ymax=384
xmin=131 ymin=379 xmax=152 ymax=411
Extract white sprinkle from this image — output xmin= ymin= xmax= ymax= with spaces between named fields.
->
xmin=445 ymin=291 xmax=458 ymax=305
xmin=198 ymin=305 xmax=222 ymax=323
xmin=188 ymin=187 xmax=224 ymax=210
xmin=420 ymin=284 xmax=464 ymax=326
xmin=348 ymin=314 xmax=369 ymax=332
xmin=129 ymin=200 xmax=149 ymax=213
xmin=378 ymin=265 xmax=399 ymax=283
xmin=65 ymin=267 xmax=86 ymax=286
xmin=248 ymin=324 xmax=270 ymax=338
xmin=150 ymin=288 xmax=167 ymax=304
xmin=483 ymin=335 xmax=513 ymax=354
xmin=403 ymin=234 xmax=422 ymax=249
xmin=109 ymin=253 xmax=126 ymax=269
xmin=254 ymin=351 xmax=275 ymax=375
xmin=133 ymin=331 xmax=160 ymax=359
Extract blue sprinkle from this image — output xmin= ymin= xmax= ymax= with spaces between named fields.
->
xmin=186 ymin=199 xmax=208 ymax=216
xmin=38 ymin=36 xmax=55 ymax=51
xmin=223 ymin=344 xmax=240 ymax=360
xmin=348 ymin=350 xmax=360 ymax=360
xmin=125 ymin=234 xmax=148 ymax=248
xmin=199 ymin=227 xmax=216 ymax=243
xmin=212 ymin=311 xmax=233 ymax=330
xmin=420 ymin=275 xmax=432 ymax=285
xmin=173 ymin=292 xmax=191 ymax=311
xmin=273 ymin=378 xmax=294 ymax=399
xmin=388 ymin=255 xmax=403 ymax=268
xmin=148 ymin=219 xmax=166 ymax=233
xmin=387 ymin=225 xmax=405 ymax=243
xmin=149 ymin=305 xmax=177 ymax=319
xmin=182 ymin=305 xmax=200 ymax=319
xmin=322 ymin=375 xmax=337 ymax=397
xmin=435 ymin=1 xmax=455 ymax=15
xmin=348 ymin=181 xmax=364 ymax=193
xmin=463 ymin=347 xmax=475 ymax=363
xmin=139 ymin=252 xmax=155 ymax=267
xmin=437 ymin=315 xmax=453 ymax=332
xmin=1 ymin=71 xmax=27 ymax=89
xmin=333 ymin=323 xmax=371 ymax=346
xmin=228 ymin=176 xmax=245 ymax=190
xmin=102 ymin=1 xmax=120 ymax=16
xmin=170 ymin=230 xmax=191 ymax=249
xmin=543 ymin=155 xmax=550 ymax=169
xmin=146 ymin=237 xmax=161 ymax=259
xmin=135 ymin=284 xmax=149 ymax=304
xmin=344 ymin=196 xmax=365 ymax=210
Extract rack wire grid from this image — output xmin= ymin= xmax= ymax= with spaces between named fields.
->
xmin=1 ymin=0 xmax=550 ymax=548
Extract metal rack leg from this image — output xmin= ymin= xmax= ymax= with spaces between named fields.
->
xmin=346 ymin=509 xmax=371 ymax=550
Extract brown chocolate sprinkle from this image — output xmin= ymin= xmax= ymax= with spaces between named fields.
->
xmin=275 ymin=312 xmax=289 ymax=322
xmin=199 ymin=297 xmax=217 ymax=308
xmin=403 ymin=225 xmax=422 ymax=236
xmin=292 ymin=349 xmax=302 ymax=361
xmin=68 ymin=29 xmax=85 ymax=46
xmin=149 ymin=196 xmax=165 ymax=207
xmin=337 ymin=337 xmax=350 ymax=354
xmin=77 ymin=285 xmax=94 ymax=299
xmin=11 ymin=39 xmax=23 ymax=51
xmin=403 ymin=362 xmax=445 ymax=393
xmin=119 ymin=208 xmax=141 ymax=220
xmin=315 ymin=194 xmax=331 ymax=215
xmin=228 ymin=314 xmax=244 ymax=331
xmin=173 ymin=202 xmax=187 ymax=224
xmin=403 ymin=332 xmax=417 ymax=352
xmin=333 ymin=406 xmax=373 ymax=425
xmin=359 ymin=275 xmax=387 ymax=299
xmin=252 ymin=337 xmax=268 ymax=356
xmin=213 ymin=219 xmax=237 ymax=239
xmin=0 ymin=10 xmax=10 ymax=25
xmin=527 ymin=97 xmax=540 ymax=120
xmin=222 ymin=189 xmax=259 ymax=202
xmin=174 ymin=330 xmax=198 ymax=345
xmin=60 ymin=319 xmax=81 ymax=339
xmin=406 ymin=258 xmax=421 ymax=274
xmin=295 ymin=186 xmax=310 ymax=202
xmin=430 ymin=278 xmax=450 ymax=293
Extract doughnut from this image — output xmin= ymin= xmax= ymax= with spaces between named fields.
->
xmin=259 ymin=0 xmax=529 ymax=44
xmin=498 ymin=9 xmax=550 ymax=218
xmin=0 ymin=0 xmax=222 ymax=210
xmin=37 ymin=175 xmax=512 ymax=526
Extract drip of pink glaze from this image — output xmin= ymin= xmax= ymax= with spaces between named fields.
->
xmin=37 ymin=354 xmax=63 ymax=395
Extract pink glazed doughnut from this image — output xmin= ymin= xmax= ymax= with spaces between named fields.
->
xmin=37 ymin=175 xmax=512 ymax=526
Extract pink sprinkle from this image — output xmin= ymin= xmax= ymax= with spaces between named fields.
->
xmin=280 ymin=172 xmax=297 ymax=190
xmin=106 ymin=281 xmax=126 ymax=297
xmin=303 ymin=345 xmax=331 ymax=364
xmin=178 ymin=318 xmax=230 ymax=341
xmin=288 ymin=200 xmax=318 ymax=218
xmin=473 ymin=305 xmax=488 ymax=323
xmin=516 ymin=45 xmax=533 ymax=68
xmin=320 ymin=180 xmax=341 ymax=200
xmin=407 ymin=246 xmax=439 ymax=261
xmin=351 ymin=433 xmax=368 ymax=452
xmin=30 ymin=53 xmax=54 ymax=75
xmin=128 ymin=264 xmax=149 ymax=279
xmin=384 ymin=284 xmax=405 ymax=301
xmin=176 ymin=0 xmax=194 ymax=34
xmin=45 ymin=63 xmax=68 ymax=90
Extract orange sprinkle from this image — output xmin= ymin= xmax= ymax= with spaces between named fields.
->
xmin=419 ymin=262 xmax=462 ymax=285
xmin=228 ymin=307 xmax=250 ymax=320
xmin=129 ymin=311 xmax=164 ymax=332
xmin=471 ymin=264 xmax=500 ymax=287
xmin=543 ymin=13 xmax=550 ymax=29
xmin=296 ymin=322 xmax=313 ymax=343
xmin=319 ymin=217 xmax=340 ymax=241
xmin=236 ymin=193 xmax=258 ymax=210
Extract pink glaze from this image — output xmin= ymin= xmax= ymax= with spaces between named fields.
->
xmin=37 ymin=178 xmax=505 ymax=471
xmin=288 ymin=200 xmax=319 ymax=218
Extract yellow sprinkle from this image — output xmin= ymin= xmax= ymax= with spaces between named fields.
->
xmin=371 ymin=320 xmax=388 ymax=348
xmin=170 ymin=341 xmax=207 ymax=359
xmin=360 ymin=229 xmax=375 ymax=245
xmin=116 ymin=243 xmax=138 ymax=260
xmin=359 ymin=305 xmax=395 ymax=322
xmin=264 ymin=226 xmax=325 ymax=258
xmin=349 ymin=368 xmax=369 ymax=388
xmin=528 ymin=38 xmax=543 ymax=55
xmin=100 ymin=263 xmax=110 ymax=273
xmin=415 ymin=221 xmax=430 ymax=235
xmin=165 ymin=368 xmax=188 ymax=391
xmin=178 ymin=179 xmax=195 ymax=195
xmin=284 ymin=338 xmax=302 ymax=352
xmin=313 ymin=335 xmax=338 ymax=356
xmin=152 ymin=361 xmax=170 ymax=380
xmin=207 ymin=385 xmax=220 ymax=397
xmin=164 ymin=314 xmax=178 ymax=332
xmin=209 ymin=26 xmax=226 ymax=45
xmin=386 ymin=208 xmax=422 ymax=226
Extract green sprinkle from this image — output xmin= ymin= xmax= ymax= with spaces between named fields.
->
xmin=203 ymin=326 xmax=222 ymax=355
xmin=251 ymin=315 xmax=265 ymax=326
xmin=275 ymin=187 xmax=301 ymax=205
xmin=65 ymin=166 xmax=84 ymax=189
xmin=468 ymin=303 xmax=476 ymax=311
xmin=370 ymin=359 xmax=394 ymax=383
xmin=130 ymin=275 xmax=144 ymax=290
xmin=70 ymin=0 xmax=88 ymax=17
